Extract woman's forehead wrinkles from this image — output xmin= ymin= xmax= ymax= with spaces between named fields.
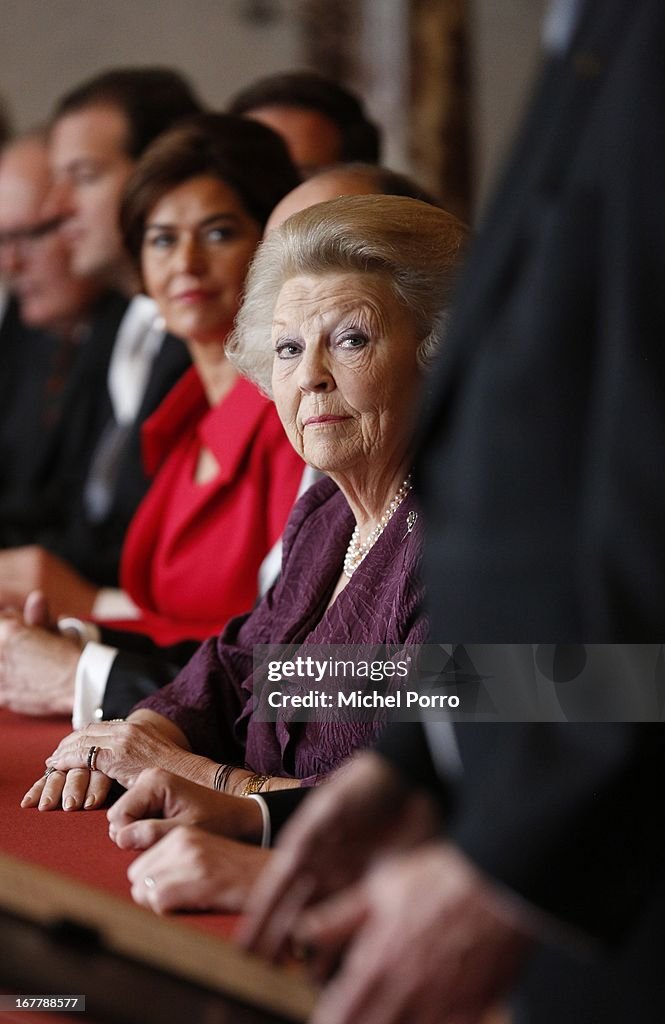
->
xmin=272 ymin=299 xmax=383 ymax=339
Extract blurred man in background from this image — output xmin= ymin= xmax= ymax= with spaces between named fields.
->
xmin=0 ymin=68 xmax=203 ymax=615
xmin=0 ymin=132 xmax=100 ymax=505
xmin=228 ymin=71 xmax=380 ymax=178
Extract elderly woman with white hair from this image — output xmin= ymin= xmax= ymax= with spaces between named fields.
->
xmin=24 ymin=195 xmax=466 ymax=838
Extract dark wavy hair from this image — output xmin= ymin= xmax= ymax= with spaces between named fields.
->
xmin=228 ymin=71 xmax=380 ymax=164
xmin=53 ymin=67 xmax=204 ymax=159
xmin=120 ymin=112 xmax=301 ymax=267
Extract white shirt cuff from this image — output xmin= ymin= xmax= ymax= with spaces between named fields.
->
xmin=257 ymin=466 xmax=321 ymax=594
xmin=257 ymin=540 xmax=283 ymax=595
xmin=246 ymin=794 xmax=272 ymax=848
xmin=72 ymin=641 xmax=119 ymax=729
xmin=92 ymin=588 xmax=141 ymax=621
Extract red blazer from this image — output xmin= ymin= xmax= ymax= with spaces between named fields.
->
xmin=110 ymin=367 xmax=303 ymax=646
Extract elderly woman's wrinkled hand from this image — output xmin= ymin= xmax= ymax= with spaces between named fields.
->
xmin=107 ymin=768 xmax=264 ymax=849
xmin=43 ymin=720 xmax=191 ymax=791
xmin=127 ymin=826 xmax=271 ymax=915
xmin=21 ymin=765 xmax=112 ymax=812
xmin=20 ymin=720 xmax=190 ymax=813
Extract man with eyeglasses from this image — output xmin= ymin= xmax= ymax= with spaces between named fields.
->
xmin=0 ymin=132 xmax=102 ymax=512
xmin=0 ymin=68 xmax=203 ymax=617
xmin=0 ymin=133 xmax=100 ymax=334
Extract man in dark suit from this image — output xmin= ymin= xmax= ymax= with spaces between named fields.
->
xmin=228 ymin=71 xmax=381 ymax=179
xmin=0 ymin=289 xmax=128 ymax=544
xmin=241 ymin=2 xmax=665 ymax=1021
xmin=0 ymin=69 xmax=203 ymax=614
xmin=0 ymin=133 xmax=102 ymax=508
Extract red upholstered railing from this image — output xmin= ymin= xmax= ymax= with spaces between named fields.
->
xmin=0 ymin=708 xmax=238 ymax=938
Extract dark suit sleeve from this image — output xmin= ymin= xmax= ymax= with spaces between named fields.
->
xmin=99 ymin=629 xmax=200 ymax=720
xmin=449 ymin=723 xmax=665 ymax=946
xmin=261 ymin=789 xmax=313 ymax=843
xmin=264 ymin=723 xmax=446 ymax=845
xmin=375 ymin=721 xmax=456 ymax=815
xmin=379 ymin=721 xmax=665 ymax=947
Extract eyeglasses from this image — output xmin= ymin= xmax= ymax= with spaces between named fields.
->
xmin=0 ymin=215 xmax=65 ymax=251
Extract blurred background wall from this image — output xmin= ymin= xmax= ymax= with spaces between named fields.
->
xmin=0 ymin=0 xmax=549 ymax=217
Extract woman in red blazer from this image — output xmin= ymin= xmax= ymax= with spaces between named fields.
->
xmin=102 ymin=114 xmax=304 ymax=646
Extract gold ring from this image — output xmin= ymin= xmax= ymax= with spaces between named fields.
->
xmin=87 ymin=745 xmax=99 ymax=772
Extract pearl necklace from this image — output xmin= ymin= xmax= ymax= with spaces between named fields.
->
xmin=343 ymin=476 xmax=412 ymax=578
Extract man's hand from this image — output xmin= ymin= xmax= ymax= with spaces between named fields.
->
xmin=0 ymin=546 xmax=98 ymax=619
xmin=23 ymin=589 xmax=55 ymax=628
xmin=240 ymin=752 xmax=441 ymax=959
xmin=0 ymin=614 xmax=80 ymax=716
xmin=107 ymin=768 xmax=264 ymax=848
xmin=298 ymin=843 xmax=531 ymax=1024
xmin=128 ymin=826 xmax=271 ymax=914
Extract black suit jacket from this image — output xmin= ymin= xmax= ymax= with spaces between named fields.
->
xmin=0 ymin=291 xmax=128 ymax=546
xmin=99 ymin=627 xmax=199 ymax=721
xmin=0 ymin=299 xmax=70 ymax=498
xmin=418 ymin=0 xmax=665 ymax=643
xmin=45 ymin=329 xmax=191 ymax=585
xmin=381 ymin=1 xmax=665 ymax=1019
xmin=0 ymin=290 xmax=191 ymax=586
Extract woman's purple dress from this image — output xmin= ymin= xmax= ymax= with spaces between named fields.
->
xmin=135 ymin=477 xmax=427 ymax=783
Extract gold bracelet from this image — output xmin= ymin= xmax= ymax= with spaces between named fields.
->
xmin=241 ymin=773 xmax=271 ymax=796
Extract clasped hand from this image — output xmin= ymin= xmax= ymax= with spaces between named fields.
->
xmin=0 ymin=590 xmax=81 ymax=716
xmin=0 ymin=546 xmax=98 ymax=619
xmin=106 ymin=768 xmax=268 ymax=914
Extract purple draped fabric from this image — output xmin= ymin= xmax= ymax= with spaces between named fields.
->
xmin=135 ymin=476 xmax=427 ymax=784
